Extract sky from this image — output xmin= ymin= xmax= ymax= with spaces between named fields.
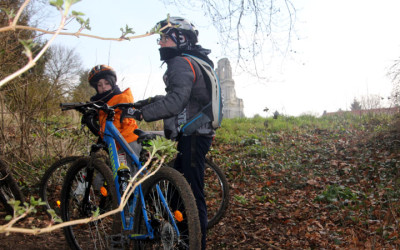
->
xmin=42 ymin=0 xmax=400 ymax=117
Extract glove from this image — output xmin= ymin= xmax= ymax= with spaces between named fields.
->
xmin=120 ymin=108 xmax=143 ymax=123
xmin=132 ymin=109 xmax=143 ymax=121
xmin=81 ymin=109 xmax=100 ymax=136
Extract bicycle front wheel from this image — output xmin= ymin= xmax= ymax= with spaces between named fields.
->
xmin=61 ymin=157 xmax=119 ymax=250
xmin=39 ymin=156 xmax=82 ymax=218
xmin=0 ymin=159 xmax=24 ymax=215
xmin=133 ymin=166 xmax=201 ymax=250
xmin=204 ymin=158 xmax=230 ymax=229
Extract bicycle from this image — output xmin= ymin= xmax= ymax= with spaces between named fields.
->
xmin=41 ymin=154 xmax=229 ymax=230
xmin=0 ymin=158 xmax=24 ymax=215
xmin=40 ymin=137 xmax=229 ymax=230
xmin=59 ymin=102 xmax=201 ymax=249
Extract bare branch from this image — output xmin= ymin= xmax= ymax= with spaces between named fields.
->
xmin=11 ymin=0 xmax=32 ymax=27
xmin=161 ymin=0 xmax=297 ymax=77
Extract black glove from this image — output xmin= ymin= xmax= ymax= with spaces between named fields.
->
xmin=81 ymin=109 xmax=100 ymax=136
xmin=120 ymin=108 xmax=143 ymax=123
xmin=133 ymin=109 xmax=143 ymax=121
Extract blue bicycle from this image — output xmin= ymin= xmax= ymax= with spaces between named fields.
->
xmin=59 ymin=102 xmax=201 ymax=249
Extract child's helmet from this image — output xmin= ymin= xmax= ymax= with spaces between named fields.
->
xmin=156 ymin=17 xmax=199 ymax=49
xmin=88 ymin=65 xmax=117 ymax=89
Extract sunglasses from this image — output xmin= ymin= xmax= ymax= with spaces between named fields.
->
xmin=157 ymin=35 xmax=170 ymax=44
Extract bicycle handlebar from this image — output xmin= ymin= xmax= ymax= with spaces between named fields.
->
xmin=60 ymin=102 xmax=89 ymax=111
xmin=60 ymin=102 xmax=135 ymax=112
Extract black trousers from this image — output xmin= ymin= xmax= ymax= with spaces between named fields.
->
xmin=174 ymin=134 xmax=212 ymax=250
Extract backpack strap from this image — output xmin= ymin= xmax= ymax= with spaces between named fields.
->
xmin=182 ymin=57 xmax=196 ymax=83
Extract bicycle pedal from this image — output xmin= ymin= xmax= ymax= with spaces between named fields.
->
xmin=108 ymin=233 xmax=126 ymax=249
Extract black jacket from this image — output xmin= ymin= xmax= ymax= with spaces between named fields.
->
xmin=141 ymin=55 xmax=214 ymax=139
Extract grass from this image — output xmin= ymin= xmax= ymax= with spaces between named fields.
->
xmin=217 ymin=113 xmax=395 ymax=143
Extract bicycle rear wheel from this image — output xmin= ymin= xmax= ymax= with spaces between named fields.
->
xmin=204 ymin=158 xmax=230 ymax=229
xmin=39 ymin=156 xmax=82 ymax=217
xmin=61 ymin=157 xmax=119 ymax=250
xmin=133 ymin=166 xmax=201 ymax=249
xmin=0 ymin=159 xmax=24 ymax=215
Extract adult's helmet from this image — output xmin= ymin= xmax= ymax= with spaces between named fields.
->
xmin=156 ymin=17 xmax=199 ymax=49
xmin=88 ymin=65 xmax=117 ymax=89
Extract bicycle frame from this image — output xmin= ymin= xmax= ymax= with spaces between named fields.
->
xmin=100 ymin=117 xmax=181 ymax=240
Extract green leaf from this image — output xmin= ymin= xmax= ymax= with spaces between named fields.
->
xmin=70 ymin=0 xmax=82 ymax=4
xmin=5 ymin=215 xmax=12 ymax=221
xmin=71 ymin=10 xmax=85 ymax=17
xmin=120 ymin=24 xmax=135 ymax=40
xmin=49 ymin=0 xmax=64 ymax=9
xmin=92 ymin=207 xmax=100 ymax=217
xmin=142 ymin=136 xmax=177 ymax=163
xmin=0 ymin=8 xmax=15 ymax=18
xmin=76 ymin=17 xmax=91 ymax=31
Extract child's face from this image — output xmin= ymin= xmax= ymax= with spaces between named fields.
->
xmin=97 ymin=79 xmax=112 ymax=94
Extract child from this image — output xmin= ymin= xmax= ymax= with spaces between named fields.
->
xmin=88 ymin=64 xmax=141 ymax=168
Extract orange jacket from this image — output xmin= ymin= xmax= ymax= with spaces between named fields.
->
xmin=98 ymin=88 xmax=138 ymax=144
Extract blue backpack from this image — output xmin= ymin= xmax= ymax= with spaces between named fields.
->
xmin=179 ymin=54 xmax=223 ymax=135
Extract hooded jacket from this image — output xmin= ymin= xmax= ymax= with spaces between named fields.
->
xmin=141 ymin=52 xmax=215 ymax=140
xmin=98 ymin=88 xmax=139 ymax=143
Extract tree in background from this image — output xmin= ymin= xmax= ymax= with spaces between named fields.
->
xmin=350 ymin=98 xmax=362 ymax=111
xmin=0 ymin=0 xmax=34 ymax=82
xmin=70 ymin=70 xmax=96 ymax=102
xmin=388 ymin=58 xmax=400 ymax=107
xmin=361 ymin=94 xmax=382 ymax=110
xmin=0 ymin=0 xmax=50 ymax=160
xmin=164 ymin=0 xmax=296 ymax=76
xmin=0 ymin=0 xmax=84 ymax=163
xmin=45 ymin=44 xmax=83 ymax=98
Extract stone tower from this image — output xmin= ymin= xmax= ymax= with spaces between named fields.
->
xmin=215 ymin=58 xmax=244 ymax=118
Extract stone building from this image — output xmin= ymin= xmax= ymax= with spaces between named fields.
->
xmin=215 ymin=58 xmax=245 ymax=118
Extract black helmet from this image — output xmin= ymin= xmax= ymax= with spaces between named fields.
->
xmin=88 ymin=65 xmax=117 ymax=89
xmin=156 ymin=17 xmax=199 ymax=49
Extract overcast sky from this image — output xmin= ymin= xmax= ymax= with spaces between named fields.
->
xmin=46 ymin=0 xmax=400 ymax=117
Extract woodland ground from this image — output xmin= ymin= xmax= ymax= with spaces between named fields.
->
xmin=1 ymin=114 xmax=400 ymax=249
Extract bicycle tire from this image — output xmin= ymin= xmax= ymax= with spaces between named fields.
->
xmin=39 ymin=156 xmax=82 ymax=217
xmin=0 ymin=159 xmax=24 ymax=215
xmin=204 ymin=158 xmax=230 ymax=229
xmin=133 ymin=166 xmax=201 ymax=250
xmin=61 ymin=156 xmax=120 ymax=250
xmin=168 ymin=157 xmax=229 ymax=230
